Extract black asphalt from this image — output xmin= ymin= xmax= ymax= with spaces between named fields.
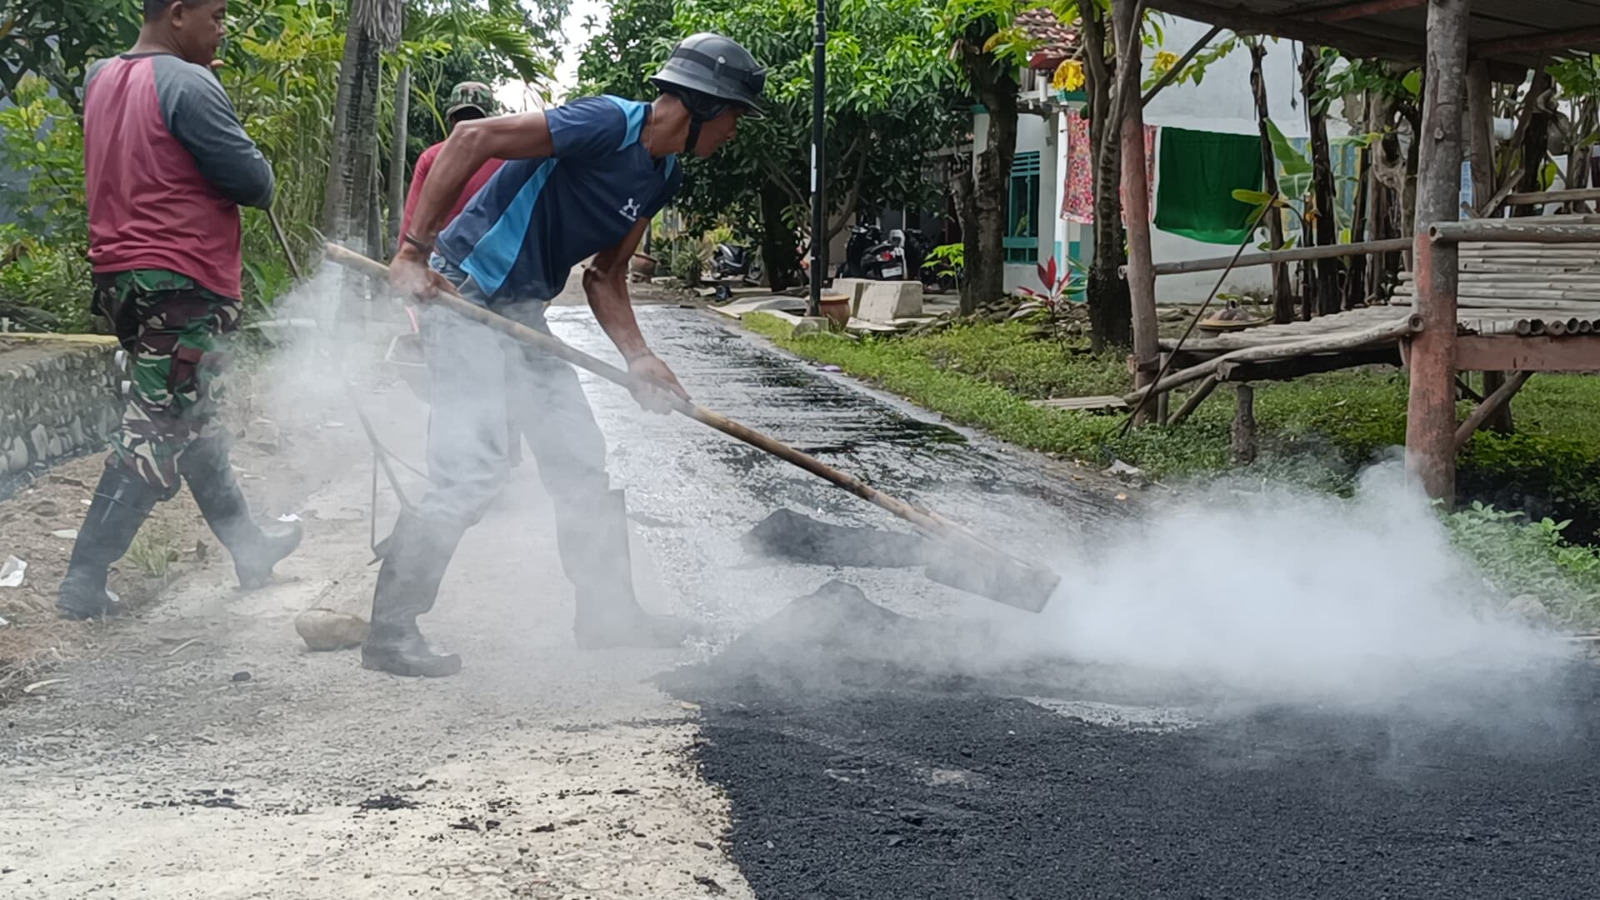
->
xmin=562 ymin=307 xmax=1600 ymax=900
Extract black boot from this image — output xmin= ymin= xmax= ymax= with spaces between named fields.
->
xmin=562 ymin=489 xmax=696 ymax=650
xmin=58 ymin=466 xmax=162 ymax=620
xmin=361 ymin=510 xmax=463 ymax=677
xmin=179 ymin=437 xmax=303 ymax=589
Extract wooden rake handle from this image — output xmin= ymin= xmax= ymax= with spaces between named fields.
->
xmin=322 ymin=244 xmax=1041 ymax=582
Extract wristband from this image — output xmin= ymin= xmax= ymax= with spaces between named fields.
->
xmin=402 ymin=232 xmax=434 ymax=255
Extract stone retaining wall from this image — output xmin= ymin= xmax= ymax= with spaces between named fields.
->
xmin=0 ymin=335 xmax=120 ymax=482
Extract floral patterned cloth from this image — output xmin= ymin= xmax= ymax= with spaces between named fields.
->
xmin=1062 ymin=108 xmax=1155 ymax=225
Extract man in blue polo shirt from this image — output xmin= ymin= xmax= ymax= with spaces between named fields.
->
xmin=377 ymin=34 xmax=766 ymax=677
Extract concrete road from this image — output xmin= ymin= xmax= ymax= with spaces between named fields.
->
xmin=3 ymin=298 xmax=1596 ymax=900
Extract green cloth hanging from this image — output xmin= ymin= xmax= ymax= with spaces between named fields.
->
xmin=1154 ymin=127 xmax=1264 ymax=245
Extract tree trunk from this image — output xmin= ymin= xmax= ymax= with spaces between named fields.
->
xmin=1401 ymin=104 xmax=1422 ymax=237
xmin=323 ymin=0 xmax=400 ymax=253
xmin=758 ymin=181 xmax=798 ymax=292
xmin=386 ymin=64 xmax=411 ymax=251
xmin=1301 ymin=45 xmax=1342 ymax=317
xmin=1082 ymin=1 xmax=1132 ymax=350
xmin=952 ymin=150 xmax=981 ymax=315
xmin=1112 ymin=0 xmax=1157 ymax=404
xmin=969 ymin=89 xmax=1018 ymax=311
xmin=1250 ymin=42 xmax=1293 ymax=324
xmin=1514 ymin=70 xmax=1555 ymax=219
xmin=1346 ymin=143 xmax=1370 ymax=309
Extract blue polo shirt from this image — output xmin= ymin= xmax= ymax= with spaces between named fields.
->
xmin=436 ymin=95 xmax=682 ymax=304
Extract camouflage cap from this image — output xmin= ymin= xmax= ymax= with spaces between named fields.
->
xmin=446 ymin=81 xmax=496 ymax=119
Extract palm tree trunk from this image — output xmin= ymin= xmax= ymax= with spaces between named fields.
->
xmin=323 ymin=0 xmax=402 ymax=253
xmin=386 ymin=64 xmax=412 ymax=250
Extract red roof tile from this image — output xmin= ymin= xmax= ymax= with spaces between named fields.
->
xmin=1016 ymin=7 xmax=1081 ymax=70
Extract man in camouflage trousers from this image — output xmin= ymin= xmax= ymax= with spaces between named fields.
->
xmin=96 ymin=270 xmax=242 ymax=489
xmin=58 ymin=0 xmax=302 ymax=620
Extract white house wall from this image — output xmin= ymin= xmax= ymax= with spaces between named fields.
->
xmin=1142 ymin=18 xmax=1346 ymax=304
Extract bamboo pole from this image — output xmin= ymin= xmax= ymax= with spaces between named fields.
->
xmin=1430 ymin=221 xmax=1600 ymax=244
xmin=1147 ymin=237 xmax=1413 ymax=277
xmin=1168 ymin=375 xmax=1219 ymax=426
xmin=1502 ymin=187 xmax=1600 ymax=208
xmin=1455 ymin=371 xmax=1532 ymax=450
xmin=1123 ymin=315 xmax=1423 ymax=405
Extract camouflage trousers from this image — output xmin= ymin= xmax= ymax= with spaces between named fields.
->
xmin=93 ymin=270 xmax=241 ymax=496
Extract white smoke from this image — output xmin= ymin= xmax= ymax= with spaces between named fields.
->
xmin=1030 ymin=461 xmax=1571 ymax=703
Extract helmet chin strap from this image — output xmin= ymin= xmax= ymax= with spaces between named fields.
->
xmin=685 ymin=116 xmax=704 ymax=155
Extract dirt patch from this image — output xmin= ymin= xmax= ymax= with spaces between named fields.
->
xmin=0 ymin=390 xmax=372 ymax=699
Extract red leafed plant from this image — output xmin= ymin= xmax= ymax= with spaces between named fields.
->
xmin=1016 ymin=254 xmax=1087 ymax=313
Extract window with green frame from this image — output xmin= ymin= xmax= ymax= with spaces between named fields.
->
xmin=1005 ymin=151 xmax=1041 ymax=264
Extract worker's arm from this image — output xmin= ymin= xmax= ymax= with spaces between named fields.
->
xmin=390 ymin=112 xmax=557 ymax=296
xmin=390 ymin=99 xmax=638 ymax=299
xmin=154 ymin=56 xmax=275 ymax=209
xmin=585 ymin=218 xmax=688 ymax=414
xmin=398 ymin=145 xmax=436 ymax=241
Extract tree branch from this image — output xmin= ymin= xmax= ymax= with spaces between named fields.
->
xmin=763 ymin=159 xmax=807 ymax=212
xmin=826 ymin=136 xmax=869 ymax=240
xmin=1142 ymin=24 xmax=1222 ymax=106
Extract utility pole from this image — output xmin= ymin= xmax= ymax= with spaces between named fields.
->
xmin=809 ymin=0 xmax=827 ymax=317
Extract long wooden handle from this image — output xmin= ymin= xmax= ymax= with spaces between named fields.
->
xmin=323 ymin=244 xmax=995 ymax=548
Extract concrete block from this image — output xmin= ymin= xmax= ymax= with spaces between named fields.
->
xmin=832 ymin=278 xmax=872 ymax=314
xmin=856 ymin=281 xmax=924 ymax=323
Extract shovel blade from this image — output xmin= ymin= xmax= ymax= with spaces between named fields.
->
xmin=924 ymin=552 xmax=1060 ymax=613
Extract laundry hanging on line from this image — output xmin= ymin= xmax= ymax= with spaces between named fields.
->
xmin=1152 ymin=126 xmax=1264 ymax=245
xmin=1061 ymin=108 xmax=1155 ymax=226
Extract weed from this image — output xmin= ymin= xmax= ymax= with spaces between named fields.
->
xmin=125 ymin=527 xmax=181 ymax=579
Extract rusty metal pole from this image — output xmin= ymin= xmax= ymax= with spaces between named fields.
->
xmin=1404 ymin=0 xmax=1468 ymax=505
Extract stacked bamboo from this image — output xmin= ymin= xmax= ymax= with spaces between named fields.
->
xmin=1390 ymin=230 xmax=1600 ymax=336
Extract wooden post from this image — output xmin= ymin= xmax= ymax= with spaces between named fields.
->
xmin=1231 ymin=384 xmax=1257 ymax=465
xmin=1404 ymin=0 xmax=1468 ymax=505
xmin=1118 ymin=0 xmax=1160 ymax=422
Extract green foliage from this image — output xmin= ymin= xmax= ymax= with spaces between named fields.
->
xmin=665 ymin=236 xmax=710 ymax=285
xmin=576 ymin=0 xmax=963 ymax=250
xmin=922 ymin=242 xmax=965 ymax=277
xmin=1446 ymin=502 xmax=1600 ymax=625
xmin=1320 ymin=57 xmax=1420 ymax=111
xmin=0 ymin=228 xmax=94 ymax=332
xmin=0 ymin=75 xmax=85 ymax=238
xmin=938 ymin=0 xmax=1042 ymax=72
xmin=0 ymin=0 xmax=141 ymax=110
xmin=0 ymin=75 xmax=91 ymax=330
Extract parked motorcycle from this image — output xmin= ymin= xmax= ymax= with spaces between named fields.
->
xmin=859 ymin=228 xmax=916 ymax=281
xmin=711 ymin=241 xmax=762 ymax=285
xmin=840 ymin=224 xmax=882 ymax=279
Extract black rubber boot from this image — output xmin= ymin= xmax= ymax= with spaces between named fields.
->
xmin=361 ymin=511 xmax=463 ymax=678
xmin=58 ymin=466 xmax=162 ymax=620
xmin=562 ymin=489 xmax=696 ymax=650
xmin=179 ymin=437 xmax=303 ymax=589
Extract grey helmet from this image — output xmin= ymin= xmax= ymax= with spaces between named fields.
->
xmin=650 ymin=33 xmax=766 ymax=119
